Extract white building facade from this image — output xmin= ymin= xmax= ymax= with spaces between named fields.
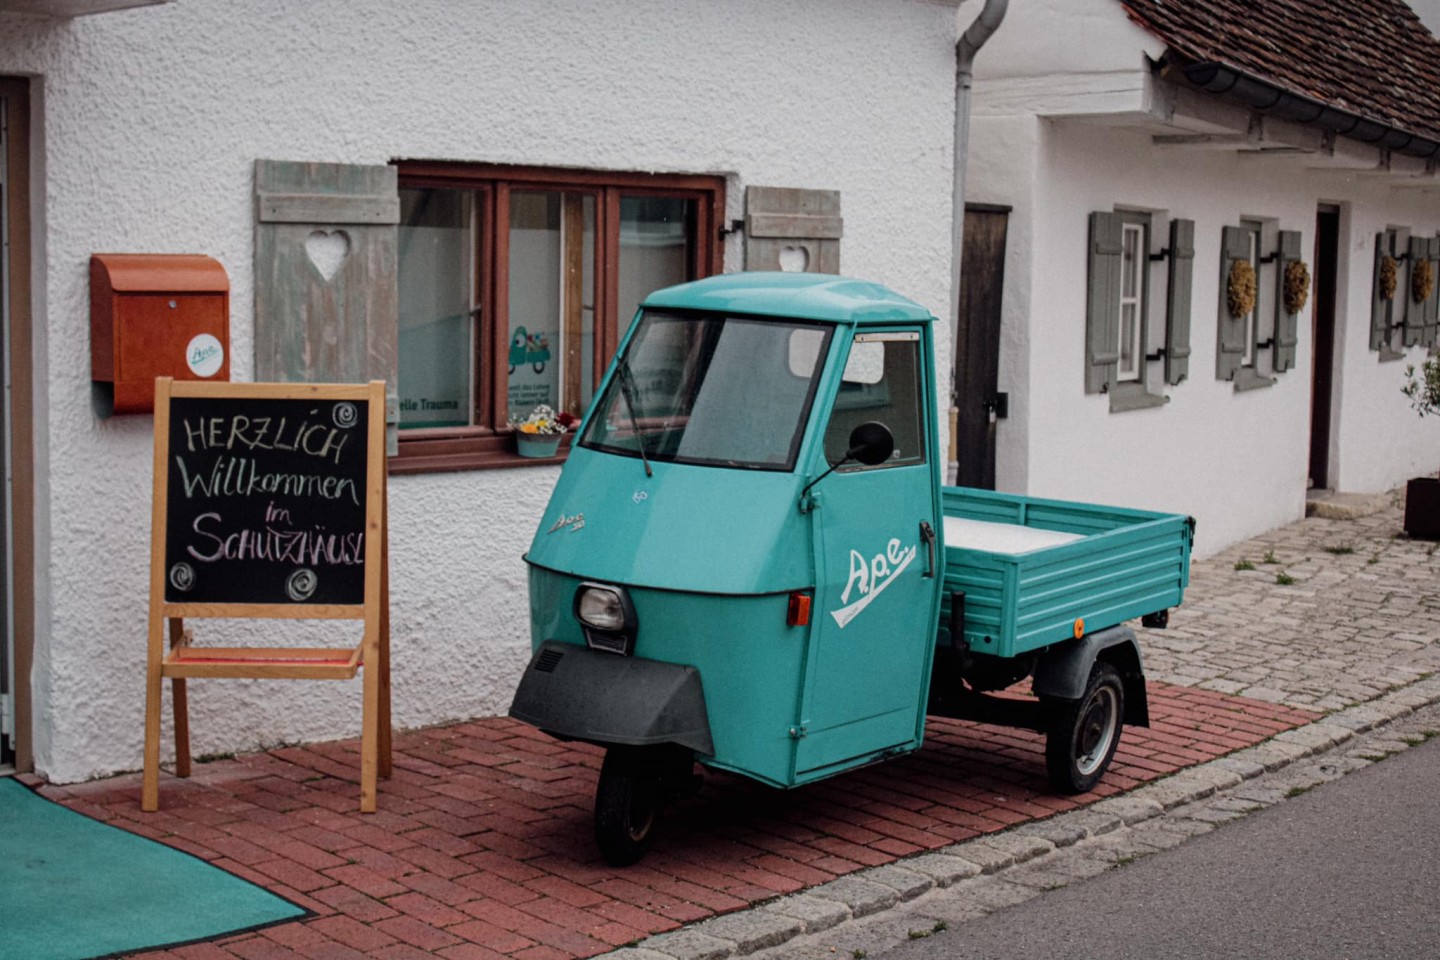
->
xmin=1 ymin=0 xmax=1438 ymax=785
xmin=966 ymin=0 xmax=1440 ymax=554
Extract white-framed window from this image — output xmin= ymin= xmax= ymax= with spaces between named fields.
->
xmin=1085 ymin=208 xmax=1181 ymax=411
xmin=1240 ymin=218 xmax=1263 ymax=368
xmin=1117 ymin=219 xmax=1147 ymax=383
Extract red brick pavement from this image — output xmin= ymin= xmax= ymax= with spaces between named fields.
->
xmin=35 ymin=683 xmax=1317 ymax=960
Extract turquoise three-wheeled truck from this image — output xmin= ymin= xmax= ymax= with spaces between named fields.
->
xmin=510 ymin=273 xmax=1193 ymax=865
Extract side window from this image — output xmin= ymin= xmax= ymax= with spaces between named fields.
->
xmin=824 ymin=332 xmax=925 ymax=469
xmin=1218 ymin=217 xmax=1279 ymax=390
xmin=1085 ymin=208 xmax=1177 ymax=411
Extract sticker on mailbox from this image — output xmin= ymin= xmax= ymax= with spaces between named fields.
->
xmin=186 ymin=333 xmax=224 ymax=378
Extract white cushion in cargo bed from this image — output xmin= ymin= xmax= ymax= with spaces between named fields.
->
xmin=943 ymin=516 xmax=1084 ymax=554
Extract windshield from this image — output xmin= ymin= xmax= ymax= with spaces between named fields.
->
xmin=580 ymin=311 xmax=833 ymax=470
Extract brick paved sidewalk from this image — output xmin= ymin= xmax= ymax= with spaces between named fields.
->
xmin=33 ymin=497 xmax=1439 ymax=960
xmin=38 ymin=684 xmax=1313 ymax=960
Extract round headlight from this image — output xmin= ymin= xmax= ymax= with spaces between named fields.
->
xmin=577 ymin=585 xmax=626 ymax=632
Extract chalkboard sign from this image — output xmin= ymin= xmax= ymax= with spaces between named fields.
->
xmin=144 ymin=378 xmax=391 ymax=815
xmin=163 ymin=394 xmax=370 ymax=605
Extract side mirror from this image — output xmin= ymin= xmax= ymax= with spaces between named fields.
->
xmin=846 ymin=421 xmax=894 ymax=466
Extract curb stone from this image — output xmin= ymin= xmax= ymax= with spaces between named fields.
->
xmin=607 ymin=684 xmax=1440 ymax=960
xmin=759 ymin=894 xmax=850 ymax=933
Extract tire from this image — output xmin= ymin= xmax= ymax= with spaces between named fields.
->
xmin=594 ymin=747 xmax=662 ymax=866
xmin=1045 ymin=661 xmax=1124 ymax=794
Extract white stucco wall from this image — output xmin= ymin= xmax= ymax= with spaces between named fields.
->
xmin=0 ymin=0 xmax=965 ymax=782
xmin=966 ymin=0 xmax=1440 ymax=558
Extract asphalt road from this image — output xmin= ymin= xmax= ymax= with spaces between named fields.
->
xmin=881 ymin=737 xmax=1440 ymax=959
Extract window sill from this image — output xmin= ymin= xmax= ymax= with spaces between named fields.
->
xmin=1232 ymin=367 xmax=1276 ymax=391
xmin=389 ymin=432 xmax=573 ymax=475
xmin=1108 ymin=383 xmax=1168 ymax=413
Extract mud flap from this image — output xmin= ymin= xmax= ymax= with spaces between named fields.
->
xmin=1032 ymin=626 xmax=1150 ymax=727
xmin=508 ymin=641 xmax=714 ymax=755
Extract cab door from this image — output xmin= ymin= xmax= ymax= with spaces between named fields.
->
xmin=795 ymin=328 xmax=942 ymax=778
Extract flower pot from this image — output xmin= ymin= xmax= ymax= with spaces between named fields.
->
xmin=1404 ymin=476 xmax=1440 ymax=540
xmin=515 ymin=433 xmax=561 ymax=459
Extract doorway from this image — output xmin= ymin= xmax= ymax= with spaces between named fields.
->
xmin=0 ymin=77 xmax=34 ymax=772
xmin=1309 ymin=205 xmax=1339 ymax=490
xmin=953 ymin=203 xmax=1009 ymax=489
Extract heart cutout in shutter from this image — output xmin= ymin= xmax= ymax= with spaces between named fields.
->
xmin=778 ymin=245 xmax=810 ymax=273
xmin=305 ymin=229 xmax=351 ymax=282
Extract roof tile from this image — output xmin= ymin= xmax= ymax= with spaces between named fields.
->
xmin=1119 ymin=0 xmax=1440 ymax=142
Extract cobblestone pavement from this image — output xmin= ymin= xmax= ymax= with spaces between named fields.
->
xmin=23 ymin=498 xmax=1440 ymax=960
xmin=1140 ymin=496 xmax=1440 ymax=711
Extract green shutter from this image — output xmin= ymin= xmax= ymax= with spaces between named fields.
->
xmin=1371 ymin=230 xmax=1393 ymax=351
xmin=1164 ymin=218 xmax=1194 ymax=385
xmin=1426 ymin=237 xmax=1440 ymax=346
xmin=1216 ymin=225 xmax=1249 ymax=381
xmin=1086 ymin=211 xmax=1122 ymax=394
xmin=1405 ymin=233 xmax=1427 ymax=347
xmin=1273 ymin=229 xmax=1302 ymax=373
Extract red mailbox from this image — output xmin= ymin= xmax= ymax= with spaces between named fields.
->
xmin=90 ymin=253 xmax=230 ymax=416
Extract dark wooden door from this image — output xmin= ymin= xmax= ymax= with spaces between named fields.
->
xmin=954 ymin=204 xmax=1009 ymax=489
xmin=1310 ymin=206 xmax=1339 ymax=490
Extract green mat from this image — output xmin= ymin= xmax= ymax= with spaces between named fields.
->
xmin=0 ymin=778 xmax=307 ymax=960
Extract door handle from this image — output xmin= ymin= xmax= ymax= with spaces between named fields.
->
xmin=919 ymin=521 xmax=936 ymax=578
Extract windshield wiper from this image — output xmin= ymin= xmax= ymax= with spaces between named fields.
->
xmin=614 ymin=357 xmax=653 ymax=478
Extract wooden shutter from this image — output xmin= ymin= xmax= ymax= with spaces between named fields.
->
xmin=254 ymin=160 xmax=400 ymax=452
xmin=1085 ymin=212 xmax=1122 ymax=394
xmin=744 ymin=186 xmax=842 ymax=273
xmin=1371 ymin=230 xmax=1394 ymax=351
xmin=1216 ymin=225 xmax=1249 ymax=382
xmin=1273 ymin=229 xmax=1302 ymax=373
xmin=1426 ymin=237 xmax=1440 ymax=346
xmin=1403 ymin=232 xmax=1427 ymax=347
xmin=1164 ymin=218 xmax=1194 ymax=386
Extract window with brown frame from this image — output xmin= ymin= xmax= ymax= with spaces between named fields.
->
xmin=391 ymin=163 xmax=725 ymax=473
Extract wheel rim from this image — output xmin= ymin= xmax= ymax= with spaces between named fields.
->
xmin=1074 ymin=685 xmax=1119 ymax=777
xmin=626 ymin=803 xmax=655 ymax=842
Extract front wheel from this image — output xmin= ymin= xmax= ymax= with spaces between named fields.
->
xmin=1044 ymin=661 xmax=1124 ymax=794
xmin=594 ymin=747 xmax=663 ymax=866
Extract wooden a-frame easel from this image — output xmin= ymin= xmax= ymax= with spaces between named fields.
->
xmin=142 ymin=378 xmax=391 ymax=812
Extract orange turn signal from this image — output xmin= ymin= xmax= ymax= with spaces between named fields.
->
xmin=1073 ymin=618 xmax=1086 ymax=639
xmin=787 ymin=592 xmax=812 ymax=627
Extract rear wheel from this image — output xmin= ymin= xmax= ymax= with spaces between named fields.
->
xmin=594 ymin=747 xmax=666 ymax=866
xmin=1045 ymin=661 xmax=1124 ymax=794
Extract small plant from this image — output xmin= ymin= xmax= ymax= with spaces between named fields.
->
xmin=1275 ymin=571 xmax=1296 ymax=585
xmin=195 ymin=751 xmax=235 ymax=764
xmin=1368 ymin=553 xmax=1380 ymax=565
xmin=1285 ymin=785 xmax=1313 ymax=798
xmin=1402 ymin=357 xmax=1440 ymax=477
xmin=908 ymin=929 xmax=931 ymax=940
xmin=508 ymin=403 xmax=577 ymax=436
xmin=853 ymin=951 xmax=868 ymax=959
xmin=932 ymin=921 xmax=948 ymax=933
xmin=1262 ymin=550 xmax=1280 ymax=564
xmin=1234 ymin=558 xmax=1255 ymax=571
xmin=1323 ymin=544 xmax=1355 ymax=555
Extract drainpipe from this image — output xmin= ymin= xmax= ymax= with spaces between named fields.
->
xmin=948 ymin=0 xmax=1008 ymax=483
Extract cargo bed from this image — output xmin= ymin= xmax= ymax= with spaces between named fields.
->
xmin=939 ymin=487 xmax=1194 ymax=659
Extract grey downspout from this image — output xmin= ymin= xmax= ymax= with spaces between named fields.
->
xmin=948 ymin=0 xmax=1008 ymax=482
